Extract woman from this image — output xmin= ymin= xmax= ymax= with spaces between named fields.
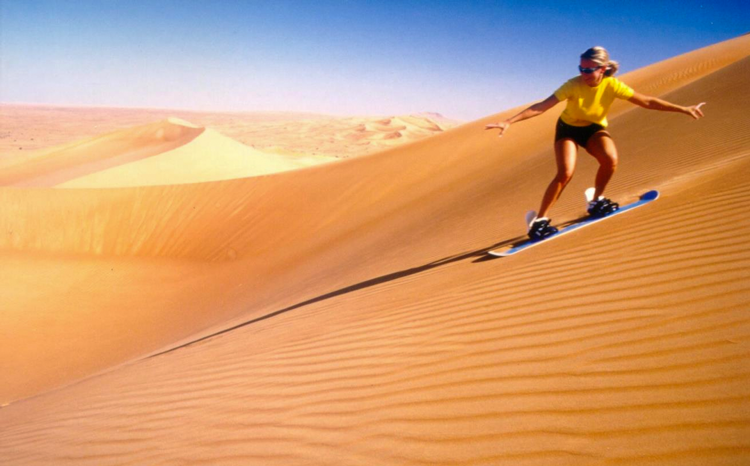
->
xmin=486 ymin=46 xmax=705 ymax=240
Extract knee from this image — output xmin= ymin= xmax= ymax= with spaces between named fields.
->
xmin=555 ymin=169 xmax=575 ymax=185
xmin=602 ymin=156 xmax=618 ymax=172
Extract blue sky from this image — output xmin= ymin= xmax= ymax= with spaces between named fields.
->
xmin=1 ymin=1 xmax=747 ymax=120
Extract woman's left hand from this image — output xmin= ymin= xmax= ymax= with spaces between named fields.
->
xmin=686 ymin=102 xmax=706 ymax=119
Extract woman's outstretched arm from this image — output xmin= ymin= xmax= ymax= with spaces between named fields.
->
xmin=628 ymin=92 xmax=705 ymax=119
xmin=485 ymin=94 xmax=560 ymax=137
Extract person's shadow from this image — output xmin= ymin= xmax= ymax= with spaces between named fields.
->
xmin=149 ymin=213 xmax=594 ymax=359
xmin=149 ymin=233 xmax=540 ymax=359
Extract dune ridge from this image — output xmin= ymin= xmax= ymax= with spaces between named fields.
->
xmin=0 ymin=118 xmax=337 ymax=188
xmin=0 ymin=107 xmax=456 ymax=160
xmin=0 ymin=118 xmax=205 ymax=186
xmin=1 ymin=34 xmax=750 ymax=465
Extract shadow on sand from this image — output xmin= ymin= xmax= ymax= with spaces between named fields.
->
xmin=149 ymin=233 xmax=537 ymax=359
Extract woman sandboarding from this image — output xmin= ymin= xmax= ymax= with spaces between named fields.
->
xmin=486 ymin=46 xmax=705 ymax=240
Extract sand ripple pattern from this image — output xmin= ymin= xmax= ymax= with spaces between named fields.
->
xmin=2 ymin=36 xmax=750 ymax=465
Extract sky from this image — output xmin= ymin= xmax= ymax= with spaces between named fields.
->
xmin=1 ymin=0 xmax=747 ymax=121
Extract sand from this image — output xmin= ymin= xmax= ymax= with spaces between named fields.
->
xmin=0 ymin=106 xmax=457 ymax=161
xmin=1 ymin=35 xmax=749 ymax=465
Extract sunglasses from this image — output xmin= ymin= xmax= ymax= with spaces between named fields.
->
xmin=579 ymin=65 xmax=603 ymax=74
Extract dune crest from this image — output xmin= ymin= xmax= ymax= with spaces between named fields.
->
xmin=57 ymin=124 xmax=337 ymax=188
xmin=0 ymin=118 xmax=205 ymax=187
xmin=0 ymin=118 xmax=337 ymax=188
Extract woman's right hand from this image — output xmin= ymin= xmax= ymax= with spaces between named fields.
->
xmin=485 ymin=121 xmax=510 ymax=137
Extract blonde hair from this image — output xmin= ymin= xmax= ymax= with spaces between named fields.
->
xmin=581 ymin=46 xmax=619 ymax=77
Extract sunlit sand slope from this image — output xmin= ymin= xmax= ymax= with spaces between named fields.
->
xmin=0 ymin=117 xmax=335 ymax=187
xmin=0 ymin=118 xmax=205 ymax=186
xmin=1 ymin=35 xmax=749 ymax=465
xmin=57 ymin=127 xmax=336 ymax=188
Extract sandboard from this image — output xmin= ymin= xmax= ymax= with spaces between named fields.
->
xmin=488 ymin=190 xmax=660 ymax=257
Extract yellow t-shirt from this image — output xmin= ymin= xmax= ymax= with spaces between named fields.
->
xmin=554 ymin=76 xmax=635 ymax=127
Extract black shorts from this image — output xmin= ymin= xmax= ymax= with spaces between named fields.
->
xmin=555 ymin=118 xmax=606 ymax=147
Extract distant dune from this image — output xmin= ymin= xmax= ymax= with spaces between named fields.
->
xmin=0 ymin=106 xmax=457 ymax=160
xmin=0 ymin=111 xmax=457 ymax=187
xmin=1 ymin=35 xmax=749 ymax=465
xmin=0 ymin=117 xmax=335 ymax=188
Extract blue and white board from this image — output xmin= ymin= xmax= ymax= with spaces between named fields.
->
xmin=488 ymin=190 xmax=660 ymax=257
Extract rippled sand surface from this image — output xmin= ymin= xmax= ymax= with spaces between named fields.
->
xmin=1 ymin=35 xmax=749 ymax=465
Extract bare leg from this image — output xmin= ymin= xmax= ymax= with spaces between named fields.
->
xmin=538 ymin=138 xmax=577 ymax=218
xmin=586 ymin=132 xmax=618 ymax=200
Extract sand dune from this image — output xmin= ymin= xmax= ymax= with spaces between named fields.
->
xmin=56 ymin=122 xmax=337 ymax=188
xmin=0 ymin=117 xmax=336 ymax=187
xmin=0 ymin=118 xmax=204 ymax=186
xmin=0 ymin=106 xmax=456 ymax=160
xmin=2 ymin=35 xmax=750 ymax=465
xmin=221 ymin=114 xmax=454 ymax=158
